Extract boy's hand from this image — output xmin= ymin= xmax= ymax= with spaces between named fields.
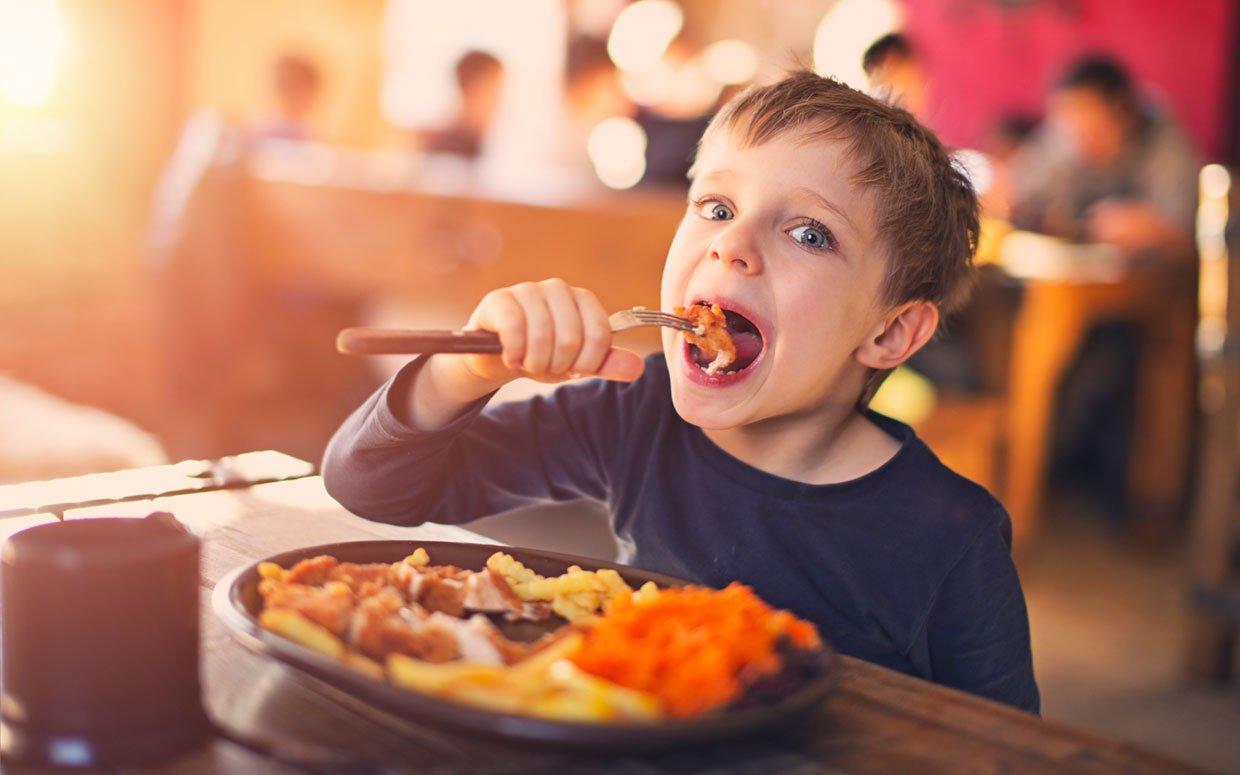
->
xmin=406 ymin=279 xmax=644 ymax=430
xmin=462 ymin=279 xmax=644 ymax=385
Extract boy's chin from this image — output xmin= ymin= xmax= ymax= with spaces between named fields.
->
xmin=667 ymin=378 xmax=753 ymax=430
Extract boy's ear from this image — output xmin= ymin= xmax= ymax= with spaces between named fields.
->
xmin=855 ymin=301 xmax=940 ymax=370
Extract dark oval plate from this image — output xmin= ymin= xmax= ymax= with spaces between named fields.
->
xmin=212 ymin=540 xmax=840 ymax=753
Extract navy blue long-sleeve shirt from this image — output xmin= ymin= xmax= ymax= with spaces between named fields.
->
xmin=323 ymin=355 xmax=1039 ymax=713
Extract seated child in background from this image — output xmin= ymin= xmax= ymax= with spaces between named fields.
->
xmin=323 ymin=71 xmax=1039 ymax=713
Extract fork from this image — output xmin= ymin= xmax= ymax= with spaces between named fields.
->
xmin=336 ymin=308 xmax=693 ymax=356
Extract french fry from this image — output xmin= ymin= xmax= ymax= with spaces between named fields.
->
xmin=386 ymin=654 xmax=504 ymax=693
xmin=259 ymin=609 xmax=345 ymax=660
xmin=507 ymin=633 xmax=583 ymax=681
xmin=547 ymin=660 xmax=662 ymax=720
xmin=257 ymin=562 xmax=285 ymax=581
xmin=402 ymin=547 xmax=430 ymax=567
xmin=442 ymin=680 xmax=527 ymax=715
xmin=343 ymin=651 xmax=385 ymax=680
xmin=527 ymin=691 xmax=613 ymax=723
xmin=386 ymin=640 xmax=663 ymax=722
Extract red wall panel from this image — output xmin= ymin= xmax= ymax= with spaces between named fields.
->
xmin=904 ymin=0 xmax=1235 ymax=158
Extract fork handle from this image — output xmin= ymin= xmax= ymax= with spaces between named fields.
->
xmin=337 ymin=327 xmax=503 ymax=355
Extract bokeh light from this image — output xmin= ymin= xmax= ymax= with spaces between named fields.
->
xmin=701 ymin=39 xmax=758 ymax=86
xmin=606 ymin=0 xmax=683 ymax=73
xmin=812 ymin=0 xmax=902 ymax=90
xmin=587 ymin=116 xmax=647 ymax=189
xmin=620 ymin=54 xmax=719 ymax=117
xmin=953 ymin=149 xmax=994 ymax=197
xmin=1200 ymin=163 xmax=1231 ymax=201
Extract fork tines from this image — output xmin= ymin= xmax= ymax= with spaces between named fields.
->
xmin=630 ymin=309 xmax=693 ymax=331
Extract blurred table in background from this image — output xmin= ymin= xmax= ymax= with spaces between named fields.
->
xmin=989 ymin=231 xmax=1196 ymax=543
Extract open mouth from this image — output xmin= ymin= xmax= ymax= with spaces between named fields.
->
xmin=685 ymin=302 xmax=765 ymax=377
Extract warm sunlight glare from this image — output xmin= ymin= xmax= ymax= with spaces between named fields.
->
xmin=0 ymin=0 xmax=67 ymax=107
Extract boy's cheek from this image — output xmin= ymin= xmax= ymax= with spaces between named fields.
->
xmin=659 ymin=247 xmax=696 ymax=306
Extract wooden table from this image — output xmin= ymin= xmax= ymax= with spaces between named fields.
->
xmin=0 ymin=472 xmax=1201 ymax=773
xmin=0 ymin=450 xmax=313 ymax=518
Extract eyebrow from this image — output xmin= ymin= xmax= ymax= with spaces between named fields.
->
xmin=793 ymin=187 xmax=858 ymax=234
xmin=690 ymin=169 xmax=734 ymax=185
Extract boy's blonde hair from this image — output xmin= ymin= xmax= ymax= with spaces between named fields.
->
xmin=696 ymin=71 xmax=981 ymax=401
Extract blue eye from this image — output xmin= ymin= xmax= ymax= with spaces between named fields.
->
xmin=789 ymin=224 xmax=833 ymax=251
xmin=697 ymin=201 xmax=734 ymax=221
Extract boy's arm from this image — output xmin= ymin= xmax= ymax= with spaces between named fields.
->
xmin=924 ymin=514 xmax=1041 ymax=714
xmin=322 ymin=278 xmax=645 ymax=526
xmin=398 ymin=279 xmax=644 ymax=431
xmin=322 ymin=358 xmax=629 ymax=525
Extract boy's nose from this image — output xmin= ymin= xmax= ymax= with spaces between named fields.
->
xmin=708 ymin=227 xmax=763 ymax=275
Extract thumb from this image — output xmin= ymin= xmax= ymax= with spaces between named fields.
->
xmin=596 ymin=347 xmax=645 ymax=382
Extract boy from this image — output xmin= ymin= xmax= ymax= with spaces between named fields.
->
xmin=323 ymin=72 xmax=1039 ymax=713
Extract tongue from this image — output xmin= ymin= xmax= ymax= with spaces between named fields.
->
xmin=731 ymin=331 xmax=763 ymax=368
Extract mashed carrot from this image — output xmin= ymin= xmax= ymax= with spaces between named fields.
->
xmin=570 ymin=583 xmax=820 ymax=717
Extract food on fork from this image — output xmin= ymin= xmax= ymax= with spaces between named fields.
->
xmin=674 ymin=303 xmax=736 ymax=374
xmin=256 ymin=548 xmax=826 ymax=722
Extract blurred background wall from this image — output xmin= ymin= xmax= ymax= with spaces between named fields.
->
xmin=1 ymin=1 xmax=185 ymax=429
xmin=905 ymin=0 xmax=1235 ymax=155
xmin=190 ymin=0 xmax=387 ymax=147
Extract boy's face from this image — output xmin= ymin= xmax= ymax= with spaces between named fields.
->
xmin=660 ymin=128 xmax=893 ymax=430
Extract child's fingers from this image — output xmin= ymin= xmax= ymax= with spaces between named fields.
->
xmin=595 ymin=347 xmax=645 ymax=382
xmin=509 ymin=282 xmax=554 ymax=375
xmin=476 ymin=290 xmax=527 ymax=370
xmin=540 ymin=278 xmax=585 ymax=376
xmin=570 ymin=287 xmax=611 ymax=376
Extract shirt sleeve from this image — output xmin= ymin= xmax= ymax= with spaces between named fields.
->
xmin=924 ymin=512 xmax=1041 ymax=714
xmin=320 ymin=358 xmax=623 ymax=526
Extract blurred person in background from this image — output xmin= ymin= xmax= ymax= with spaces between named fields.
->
xmin=416 ymin=50 xmax=505 ymax=159
xmin=1010 ymin=55 xmax=1198 ymax=258
xmin=989 ymin=114 xmax=1040 ymax=163
xmin=981 ymin=114 xmax=1040 ymax=221
xmin=255 ymin=53 xmax=322 ymax=142
xmin=554 ymin=36 xmax=634 ymax=178
xmin=863 ymin=33 xmax=929 ymax=121
xmin=1012 ymin=56 xmax=1198 ymax=527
